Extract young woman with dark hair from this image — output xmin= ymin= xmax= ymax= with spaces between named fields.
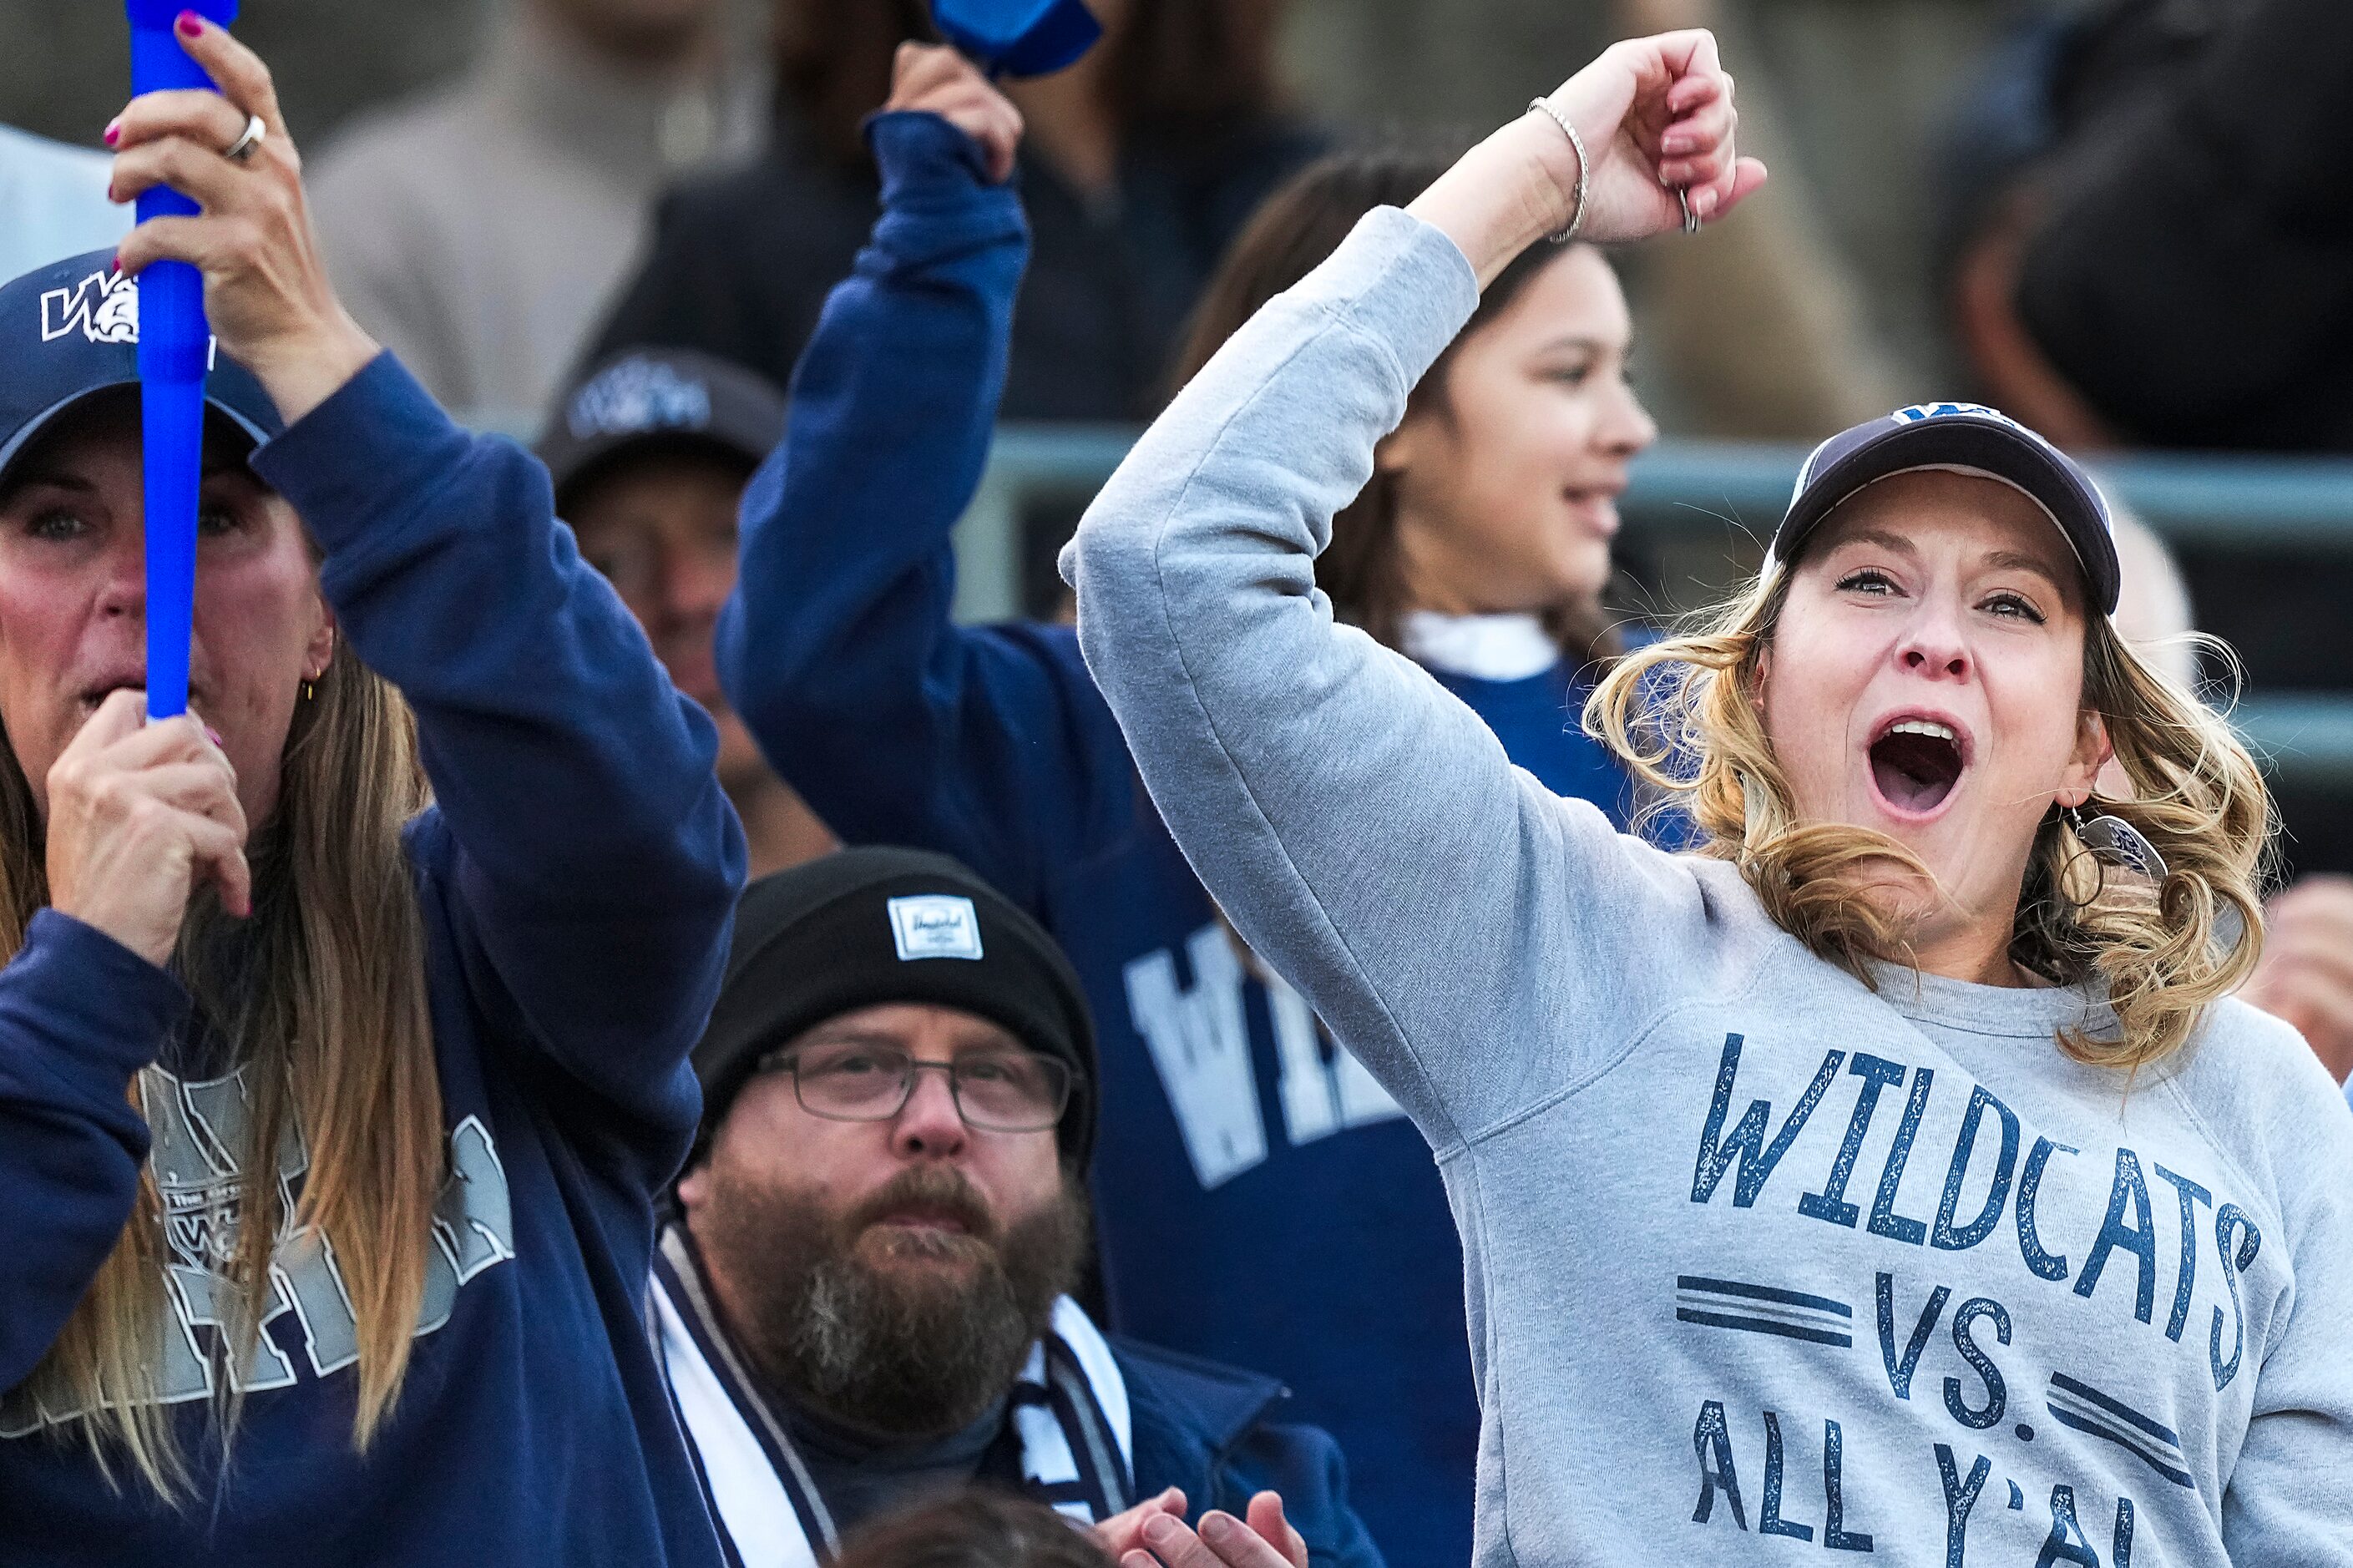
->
xmin=0 ymin=21 xmax=742 ymax=1565
xmin=1171 ymin=149 xmax=1656 ymax=797
xmin=589 ymin=0 xmax=1321 ymax=423
xmin=1066 ymin=27 xmax=2353 ymax=1566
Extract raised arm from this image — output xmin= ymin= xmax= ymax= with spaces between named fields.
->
xmin=717 ymin=47 xmax=1135 ymax=906
xmin=114 ymin=19 xmax=743 ymax=1149
xmin=1061 ymin=36 xmax=1763 ymax=1140
xmin=254 ymin=362 xmax=742 ymax=1137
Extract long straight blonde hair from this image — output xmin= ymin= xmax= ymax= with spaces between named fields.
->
xmin=7 ymin=642 xmax=441 ymax=1498
xmin=1587 ymin=564 xmax=2272 ymax=1070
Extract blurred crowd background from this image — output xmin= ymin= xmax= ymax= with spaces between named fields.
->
xmin=0 ymin=0 xmax=1998 ymax=425
xmin=7 ymin=0 xmax=2350 ymax=873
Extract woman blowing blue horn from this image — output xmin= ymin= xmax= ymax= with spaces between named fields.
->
xmin=0 ymin=18 xmax=743 ymax=1565
xmin=1065 ymin=28 xmax=2352 ymax=1568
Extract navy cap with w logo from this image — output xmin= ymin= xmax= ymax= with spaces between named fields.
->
xmin=1766 ymin=402 xmax=2120 ymax=615
xmin=0 ymin=249 xmax=283 ymax=488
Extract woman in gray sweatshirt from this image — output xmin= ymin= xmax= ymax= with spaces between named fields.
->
xmin=1064 ymin=29 xmax=2353 ymax=1568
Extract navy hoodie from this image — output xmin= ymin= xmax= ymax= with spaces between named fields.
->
xmin=0 ymin=356 xmax=745 ymax=1565
xmin=717 ymin=113 xmax=1634 ymax=1567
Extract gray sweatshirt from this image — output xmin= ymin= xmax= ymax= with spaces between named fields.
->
xmin=1062 ymin=207 xmax=2353 ymax=1567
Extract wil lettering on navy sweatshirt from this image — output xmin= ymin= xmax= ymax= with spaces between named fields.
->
xmin=0 ymin=357 xmax=746 ymax=1565
xmin=716 ymin=111 xmax=1643 ymax=1568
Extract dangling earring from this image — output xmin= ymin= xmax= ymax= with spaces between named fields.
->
xmin=2067 ymin=802 xmax=2168 ymax=881
xmin=302 ymin=675 xmax=316 ymax=702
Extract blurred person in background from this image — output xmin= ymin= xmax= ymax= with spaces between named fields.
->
xmin=539 ymin=347 xmax=835 ymax=876
xmin=306 ymin=0 xmax=766 ymax=427
xmin=712 ymin=39 xmax=1693 ymax=1560
xmin=666 ymin=850 xmax=1378 ymax=1568
xmin=0 ymin=125 xmax=130 ymax=282
xmin=2246 ymin=876 xmax=2353 ymax=1091
xmin=589 ymin=0 xmax=1322 ymax=422
xmin=1942 ymin=0 xmax=2353 ymax=452
xmin=0 ymin=19 xmax=741 ymax=1564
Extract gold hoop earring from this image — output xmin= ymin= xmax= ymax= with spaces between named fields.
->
xmin=302 ymin=679 xmax=316 ymax=702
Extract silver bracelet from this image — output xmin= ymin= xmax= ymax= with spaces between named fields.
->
xmin=1525 ymin=96 xmax=1589 ymax=244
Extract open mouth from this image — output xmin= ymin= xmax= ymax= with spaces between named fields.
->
xmin=1868 ymin=718 xmax=1966 ymax=817
xmin=1561 ymin=483 xmax=1626 ymax=537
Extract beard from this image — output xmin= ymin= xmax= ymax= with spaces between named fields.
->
xmin=696 ymin=1162 xmax=1090 ymax=1441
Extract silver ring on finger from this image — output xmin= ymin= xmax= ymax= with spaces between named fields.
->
xmin=223 ymin=114 xmax=266 ymax=164
xmin=1677 ymin=185 xmax=1701 ymax=235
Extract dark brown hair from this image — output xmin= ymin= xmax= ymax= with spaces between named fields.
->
xmin=1168 ymin=149 xmax=1622 ymax=662
xmin=832 ymin=1492 xmax=1117 ymax=1568
xmin=775 ymin=0 xmax=1289 ymax=169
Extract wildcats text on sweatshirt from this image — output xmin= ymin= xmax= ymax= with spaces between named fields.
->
xmin=1064 ymin=205 xmax=2353 ymax=1568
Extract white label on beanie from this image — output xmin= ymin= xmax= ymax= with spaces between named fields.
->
xmin=888 ymin=895 xmax=985 ymax=961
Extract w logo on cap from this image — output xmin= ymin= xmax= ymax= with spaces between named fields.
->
xmin=566 ymin=357 xmax=711 ymax=441
xmin=1894 ymin=402 xmax=2031 ymax=434
xmin=40 ymin=269 xmax=139 ymax=346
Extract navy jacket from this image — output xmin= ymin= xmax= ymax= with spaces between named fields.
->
xmin=1118 ymin=1339 xmax=1380 ymax=1568
xmin=716 ymin=113 xmax=1637 ymax=1567
xmin=0 ymin=357 xmax=745 ymax=1565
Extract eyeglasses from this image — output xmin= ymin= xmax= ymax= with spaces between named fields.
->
xmin=760 ymin=1041 xmax=1072 ymax=1134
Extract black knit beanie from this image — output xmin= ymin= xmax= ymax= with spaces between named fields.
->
xmin=691 ymin=848 xmax=1097 ymax=1170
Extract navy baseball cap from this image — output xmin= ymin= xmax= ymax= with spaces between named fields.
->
xmin=538 ymin=348 xmax=786 ymax=510
xmin=0 ymin=250 xmax=283 ymax=489
xmin=1768 ymin=402 xmax=2120 ymax=615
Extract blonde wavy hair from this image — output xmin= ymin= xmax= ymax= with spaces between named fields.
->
xmin=1587 ymin=562 xmax=2272 ymax=1070
xmin=4 ymin=639 xmax=440 ymax=1499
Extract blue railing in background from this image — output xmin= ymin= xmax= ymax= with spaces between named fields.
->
xmin=954 ymin=426 xmax=2353 ymax=789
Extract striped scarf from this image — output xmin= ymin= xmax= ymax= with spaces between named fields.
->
xmin=650 ymin=1227 xmax=1134 ymax=1567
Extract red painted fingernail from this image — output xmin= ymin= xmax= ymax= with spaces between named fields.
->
xmin=176 ymin=10 xmax=204 ymax=37
xmin=203 ymin=725 xmax=225 ymax=748
xmin=110 ymin=254 xmax=123 ymax=275
xmin=103 ymin=119 xmax=121 ymax=147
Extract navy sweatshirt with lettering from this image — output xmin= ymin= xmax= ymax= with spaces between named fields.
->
xmin=716 ymin=111 xmax=1637 ymax=1567
xmin=0 ymin=355 xmax=744 ymax=1565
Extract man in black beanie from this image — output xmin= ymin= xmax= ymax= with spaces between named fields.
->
xmin=654 ymin=848 xmax=1383 ymax=1568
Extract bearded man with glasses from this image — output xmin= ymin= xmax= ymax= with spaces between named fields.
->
xmin=659 ymin=847 xmax=1383 ymax=1568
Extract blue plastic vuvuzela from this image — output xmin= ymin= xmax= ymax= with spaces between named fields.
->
xmin=124 ymin=0 xmax=240 ymax=721
xmin=930 ymin=0 xmax=1101 ymax=78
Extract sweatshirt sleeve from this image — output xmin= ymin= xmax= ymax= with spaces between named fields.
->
xmin=251 ymin=357 xmax=746 ymax=1145
xmin=716 ymin=112 xmax=1136 ymax=907
xmin=2219 ymin=1062 xmax=2353 ymax=1565
xmin=1060 ymin=208 xmax=1718 ymax=1146
xmin=0 ymin=913 xmax=190 ymax=1392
